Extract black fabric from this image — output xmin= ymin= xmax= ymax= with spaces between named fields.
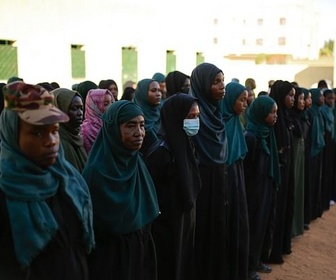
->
xmin=195 ymin=164 xmax=229 ymax=280
xmin=88 ymin=224 xmax=156 ymax=280
xmin=227 ymin=160 xmax=249 ymax=279
xmin=321 ymin=123 xmax=334 ymax=211
xmin=268 ymin=80 xmax=295 ymax=263
xmin=146 ymin=146 xmax=196 ymax=280
xmin=156 ymin=93 xmax=201 ymax=211
xmin=145 ymin=93 xmax=201 ymax=280
xmin=0 ymin=190 xmax=89 ymax=280
xmin=244 ymin=132 xmax=276 ymax=271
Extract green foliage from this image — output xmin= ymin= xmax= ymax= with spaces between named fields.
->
xmin=319 ymin=40 xmax=334 ymax=57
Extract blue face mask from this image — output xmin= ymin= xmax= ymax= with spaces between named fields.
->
xmin=183 ymin=118 xmax=200 ymax=137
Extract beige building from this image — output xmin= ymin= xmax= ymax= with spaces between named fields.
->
xmin=0 ymin=0 xmax=333 ymax=93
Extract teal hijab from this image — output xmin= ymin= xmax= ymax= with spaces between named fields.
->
xmin=246 ymin=96 xmax=281 ymax=186
xmin=190 ymin=62 xmax=227 ymax=165
xmin=309 ymin=88 xmax=325 ymax=157
xmin=133 ymin=78 xmax=161 ymax=136
xmin=0 ymin=110 xmax=94 ymax=268
xmin=82 ymin=100 xmax=159 ymax=235
xmin=320 ymin=90 xmax=334 ymax=138
xmin=219 ymin=82 xmax=248 ymax=165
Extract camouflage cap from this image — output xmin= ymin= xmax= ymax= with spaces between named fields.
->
xmin=3 ymin=81 xmax=69 ymax=125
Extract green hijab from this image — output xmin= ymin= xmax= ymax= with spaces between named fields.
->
xmin=246 ymin=96 xmax=281 ymax=186
xmin=52 ymin=88 xmax=88 ymax=172
xmin=190 ymin=62 xmax=227 ymax=165
xmin=82 ymin=100 xmax=159 ymax=235
xmin=133 ymin=78 xmax=161 ymax=136
xmin=309 ymin=88 xmax=325 ymax=157
xmin=0 ymin=110 xmax=94 ymax=268
xmin=220 ymin=82 xmax=248 ymax=165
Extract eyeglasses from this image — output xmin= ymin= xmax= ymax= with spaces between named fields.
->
xmin=150 ymin=88 xmax=161 ymax=93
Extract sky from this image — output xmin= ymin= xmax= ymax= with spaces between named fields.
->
xmin=316 ymin=0 xmax=336 ymax=42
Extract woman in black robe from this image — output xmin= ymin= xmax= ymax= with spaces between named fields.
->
xmin=0 ymin=82 xmax=94 ymax=280
xmin=219 ymin=82 xmax=249 ymax=280
xmin=145 ymin=93 xmax=202 ymax=280
xmin=244 ymin=96 xmax=280 ymax=280
xmin=288 ymin=87 xmax=310 ymax=237
xmin=320 ymin=89 xmax=335 ymax=212
xmin=306 ymin=88 xmax=325 ymax=222
xmin=189 ymin=62 xmax=229 ymax=280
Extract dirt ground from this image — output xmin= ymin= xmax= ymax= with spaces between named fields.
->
xmin=261 ymin=204 xmax=336 ymax=280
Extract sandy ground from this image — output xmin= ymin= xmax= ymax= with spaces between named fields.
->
xmin=260 ymin=204 xmax=336 ymax=280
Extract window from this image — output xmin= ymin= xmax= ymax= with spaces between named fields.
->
xmin=242 ymin=39 xmax=246 ymax=46
xmin=122 ymin=47 xmax=138 ymax=88
xmin=196 ymin=52 xmax=204 ymax=65
xmin=256 ymin=38 xmax=263 ymax=46
xmin=257 ymin=18 xmax=263 ymax=26
xmin=0 ymin=40 xmax=18 ymax=80
xmin=279 ymin=17 xmax=286 ymax=25
xmin=71 ymin=44 xmax=85 ymax=78
xmin=278 ymin=37 xmax=286 ymax=46
xmin=166 ymin=50 xmax=176 ymax=74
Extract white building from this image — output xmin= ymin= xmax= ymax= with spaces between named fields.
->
xmin=0 ymin=0 xmax=332 ymax=92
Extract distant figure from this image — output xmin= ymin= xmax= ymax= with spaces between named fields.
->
xmin=81 ymin=89 xmax=114 ymax=154
xmin=77 ymin=81 xmax=98 ymax=116
xmin=99 ymin=79 xmax=119 ymax=101
xmin=152 ymin=72 xmax=167 ymax=99
xmin=317 ymin=79 xmax=328 ymax=90
xmin=121 ymin=87 xmax=136 ymax=101
xmin=231 ymin=78 xmax=240 ymax=83
xmin=7 ymin=76 xmax=23 ymax=84
xmin=291 ymin=81 xmax=299 ymax=88
xmin=165 ymin=70 xmax=191 ymax=97
xmin=52 ymin=88 xmax=87 ymax=172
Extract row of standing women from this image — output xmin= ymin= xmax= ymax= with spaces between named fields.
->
xmin=1 ymin=63 xmax=335 ymax=280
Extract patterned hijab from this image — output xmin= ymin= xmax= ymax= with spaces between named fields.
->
xmin=0 ymin=110 xmax=94 ymax=267
xmin=189 ymin=62 xmax=227 ymax=165
xmin=219 ymin=82 xmax=248 ymax=165
xmin=81 ymin=89 xmax=114 ymax=154
xmin=82 ymin=101 xmax=159 ymax=235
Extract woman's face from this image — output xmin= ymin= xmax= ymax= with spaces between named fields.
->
xmin=284 ymin=87 xmax=295 ymax=109
xmin=108 ymin=83 xmax=118 ymax=100
xmin=265 ymin=103 xmax=278 ymax=126
xmin=305 ymin=93 xmax=312 ymax=108
xmin=181 ymin=78 xmax=191 ymax=94
xmin=103 ymin=93 xmax=113 ymax=112
xmin=186 ymin=102 xmax=200 ymax=119
xmin=148 ymin=81 xmax=162 ymax=106
xmin=68 ymin=95 xmax=83 ymax=129
xmin=210 ymin=72 xmax=225 ymax=101
xmin=233 ymin=90 xmax=248 ymax=115
xmin=296 ymin=93 xmax=305 ymax=111
xmin=324 ymin=92 xmax=335 ymax=107
xmin=19 ymin=120 xmax=60 ymax=168
xmin=120 ymin=115 xmax=145 ymax=151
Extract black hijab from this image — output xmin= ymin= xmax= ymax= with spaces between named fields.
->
xmin=269 ymin=80 xmax=294 ymax=150
xmin=158 ymin=93 xmax=202 ymax=211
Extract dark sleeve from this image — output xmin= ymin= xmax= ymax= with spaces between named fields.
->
xmin=145 ymin=146 xmax=172 ymax=186
xmin=0 ymin=191 xmax=28 ymax=279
